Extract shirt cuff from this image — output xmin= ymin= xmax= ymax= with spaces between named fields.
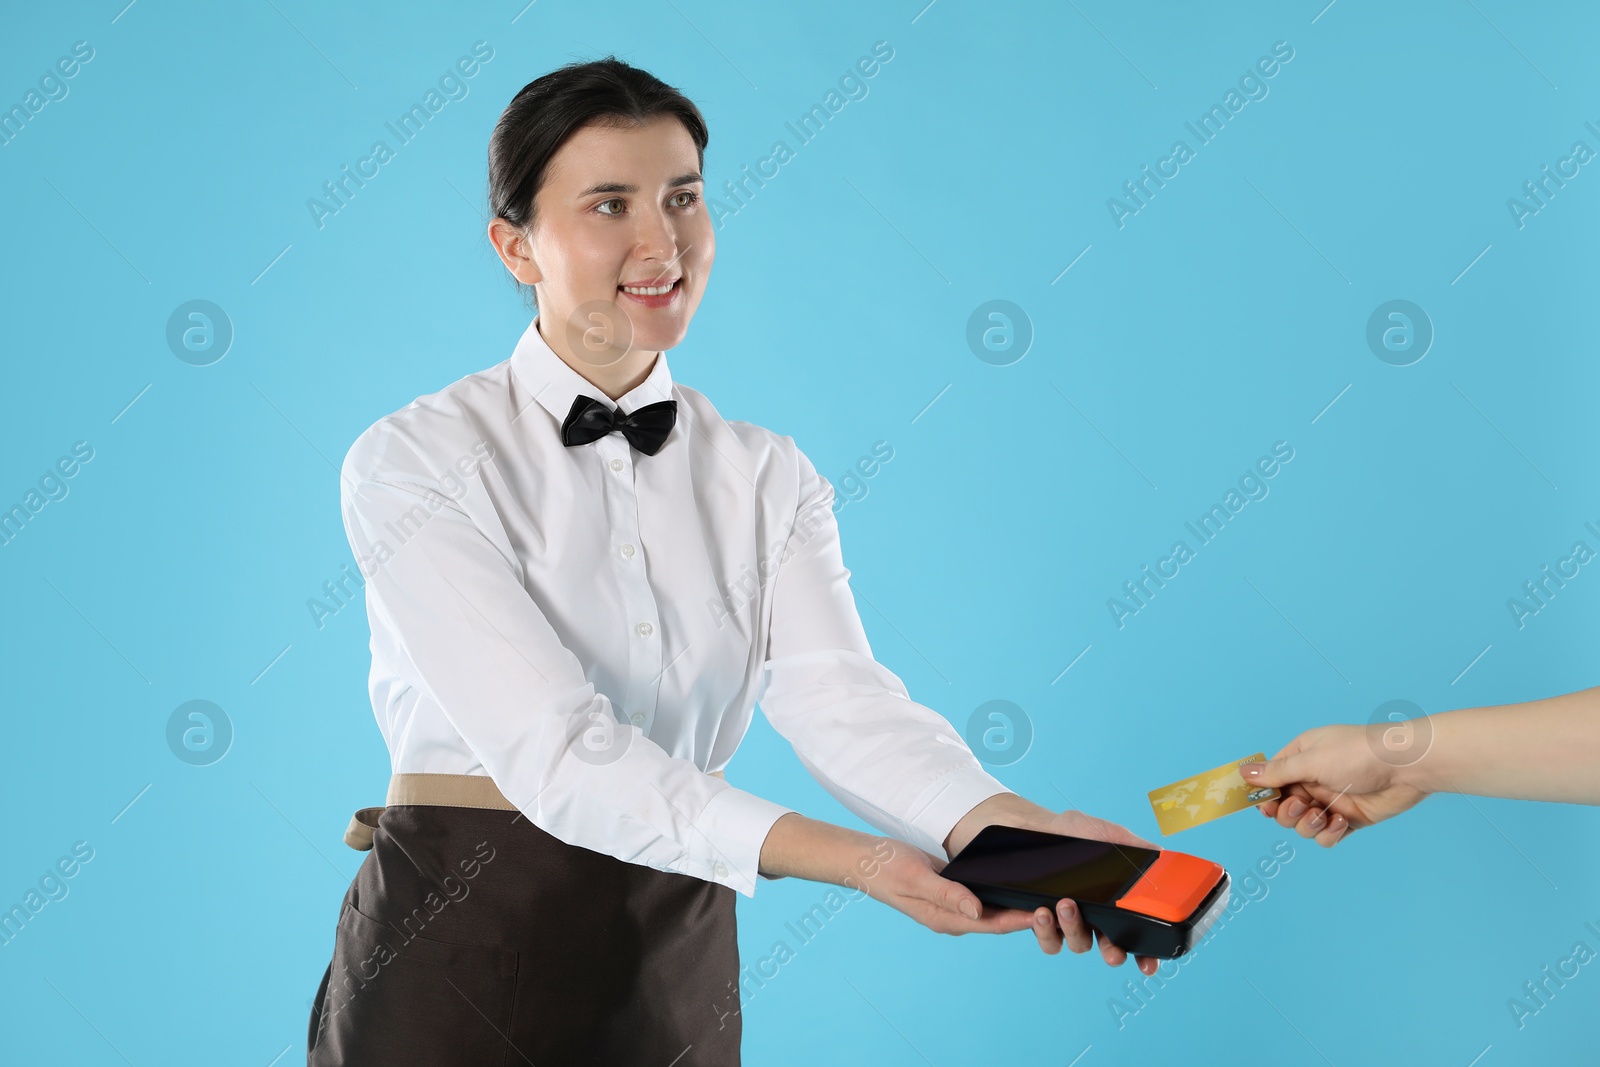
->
xmin=697 ymin=785 xmax=799 ymax=898
xmin=901 ymin=764 xmax=1014 ymax=860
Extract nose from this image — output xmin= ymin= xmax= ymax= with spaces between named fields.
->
xmin=633 ymin=202 xmax=679 ymax=264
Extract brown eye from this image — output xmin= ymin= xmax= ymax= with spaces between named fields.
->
xmin=596 ymin=198 xmax=625 ymax=216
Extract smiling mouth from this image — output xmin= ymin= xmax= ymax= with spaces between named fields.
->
xmin=617 ymin=279 xmax=683 ymax=309
xmin=619 ymin=278 xmax=680 ymax=295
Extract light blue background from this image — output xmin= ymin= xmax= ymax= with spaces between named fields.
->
xmin=2 ymin=1 xmax=1597 ymax=1063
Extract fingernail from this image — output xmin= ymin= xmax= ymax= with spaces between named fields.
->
xmin=962 ymin=901 xmax=979 ymax=920
xmin=1060 ymin=901 xmax=1075 ymax=920
xmin=1239 ymin=763 xmax=1262 ymax=778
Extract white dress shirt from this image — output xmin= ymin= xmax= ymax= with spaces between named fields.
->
xmin=339 ymin=316 xmax=1012 ymax=897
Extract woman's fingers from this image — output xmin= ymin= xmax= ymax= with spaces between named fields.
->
xmin=945 ymin=897 xmax=1035 ymax=935
xmin=912 ymin=865 xmax=1034 ymax=935
xmin=1260 ymin=782 xmax=1312 ymax=819
xmin=938 ymin=881 xmax=1026 ymax=932
xmin=1055 ymin=898 xmax=1095 ymax=954
xmin=1313 ymin=811 xmax=1350 ymax=848
xmin=1288 ymin=802 xmax=1357 ymax=845
xmin=1036 ymin=900 xmax=1159 ymax=975
xmin=1097 ymin=935 xmax=1160 ymax=975
xmin=1296 ymin=804 xmax=1326 ymax=837
xmin=1094 ymin=936 xmax=1162 ymax=975
xmin=1033 ymin=906 xmax=1063 ymax=954
xmin=1273 ymin=791 xmax=1317 ymax=829
xmin=1264 ymin=791 xmax=1363 ymax=842
xmin=935 ymin=879 xmax=984 ymax=922
xmin=983 ymin=906 xmax=1042 ymax=935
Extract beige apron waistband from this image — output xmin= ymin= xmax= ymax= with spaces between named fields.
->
xmin=343 ymin=769 xmax=726 ymax=851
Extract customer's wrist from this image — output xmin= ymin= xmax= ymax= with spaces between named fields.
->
xmin=1392 ymin=711 xmax=1450 ymax=795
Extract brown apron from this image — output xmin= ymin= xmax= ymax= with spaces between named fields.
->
xmin=306 ymin=772 xmax=742 ymax=1066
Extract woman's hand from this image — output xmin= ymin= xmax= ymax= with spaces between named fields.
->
xmin=1018 ymin=809 xmax=1162 ymax=976
xmin=871 ymin=812 xmax=1161 ymax=977
xmin=1241 ymin=723 xmax=1433 ymax=845
xmin=860 ymin=840 xmax=1040 ymax=939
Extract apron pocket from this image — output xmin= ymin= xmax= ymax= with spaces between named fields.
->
xmin=310 ymin=900 xmax=519 ymax=1065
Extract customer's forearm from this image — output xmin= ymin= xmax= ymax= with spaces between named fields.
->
xmin=757 ymin=812 xmax=900 ymax=888
xmin=1402 ymin=686 xmax=1600 ymax=804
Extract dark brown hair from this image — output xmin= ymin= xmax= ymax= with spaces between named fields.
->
xmin=486 ymin=56 xmax=709 ymax=311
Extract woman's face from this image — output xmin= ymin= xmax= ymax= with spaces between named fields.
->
xmin=523 ymin=114 xmax=713 ymax=361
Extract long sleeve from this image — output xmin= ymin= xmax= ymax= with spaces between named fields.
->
xmin=756 ymin=445 xmax=1013 ymax=860
xmin=341 ymin=445 xmax=797 ymax=899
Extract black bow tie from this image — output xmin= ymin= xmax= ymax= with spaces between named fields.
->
xmin=560 ymin=394 xmax=677 ymax=456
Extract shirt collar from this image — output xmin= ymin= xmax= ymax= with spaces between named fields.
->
xmin=509 ymin=315 xmax=675 ymax=429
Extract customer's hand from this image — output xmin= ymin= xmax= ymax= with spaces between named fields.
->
xmin=1241 ymin=723 xmax=1433 ymax=845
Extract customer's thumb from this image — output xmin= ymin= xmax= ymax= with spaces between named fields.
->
xmin=1240 ymin=752 xmax=1302 ymax=788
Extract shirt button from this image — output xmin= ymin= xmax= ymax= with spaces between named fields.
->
xmin=637 ymin=621 xmax=653 ymax=637
xmin=713 ymin=861 xmax=729 ymax=879
xmin=620 ymin=543 xmax=635 ymax=559
xmin=609 ymin=458 xmax=624 ymax=472
xmin=630 ymin=712 xmax=645 ymax=726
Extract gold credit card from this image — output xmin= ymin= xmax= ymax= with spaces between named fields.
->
xmin=1148 ymin=752 xmax=1281 ymax=835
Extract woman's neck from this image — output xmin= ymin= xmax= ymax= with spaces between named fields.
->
xmin=537 ymin=316 xmax=659 ymax=401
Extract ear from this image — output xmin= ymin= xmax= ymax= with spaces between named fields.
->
xmin=488 ymin=217 xmax=543 ymax=285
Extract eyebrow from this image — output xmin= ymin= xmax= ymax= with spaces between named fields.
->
xmin=577 ymin=173 xmax=703 ymax=198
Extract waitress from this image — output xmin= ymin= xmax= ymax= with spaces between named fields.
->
xmin=306 ymin=55 xmax=1158 ymax=1066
